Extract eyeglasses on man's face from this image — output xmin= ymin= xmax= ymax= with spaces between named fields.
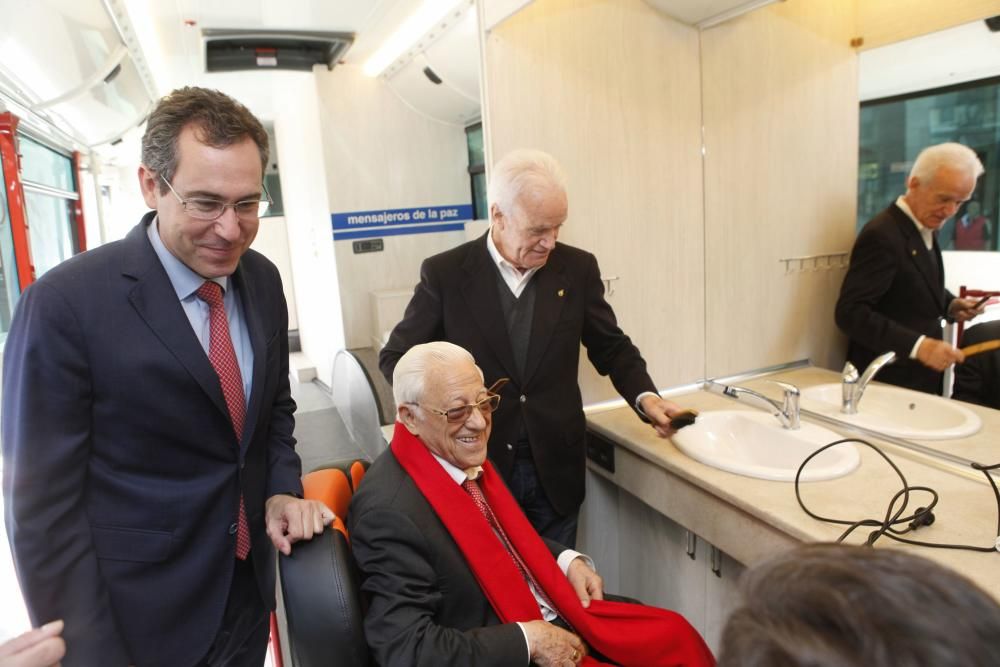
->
xmin=160 ymin=175 xmax=271 ymax=221
xmin=415 ymin=378 xmax=509 ymax=424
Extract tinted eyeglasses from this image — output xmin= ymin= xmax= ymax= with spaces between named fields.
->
xmin=416 ymin=378 xmax=509 ymax=423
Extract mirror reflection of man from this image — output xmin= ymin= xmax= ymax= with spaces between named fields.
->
xmin=836 ymin=142 xmax=985 ymax=394
xmin=379 ymin=149 xmax=686 ymax=547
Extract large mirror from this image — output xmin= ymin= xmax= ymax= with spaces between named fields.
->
xmin=858 ymin=19 xmax=1000 ymax=254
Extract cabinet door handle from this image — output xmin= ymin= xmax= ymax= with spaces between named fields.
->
xmin=710 ymin=545 xmax=722 ymax=578
xmin=685 ymin=530 xmax=697 ymax=560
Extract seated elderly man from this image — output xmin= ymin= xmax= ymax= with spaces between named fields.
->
xmin=348 ymin=342 xmax=713 ymax=667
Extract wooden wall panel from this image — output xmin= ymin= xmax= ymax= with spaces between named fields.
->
xmin=857 ymin=0 xmax=1000 ymax=51
xmin=701 ymin=0 xmax=859 ymax=377
xmin=484 ymin=0 xmax=705 ymax=403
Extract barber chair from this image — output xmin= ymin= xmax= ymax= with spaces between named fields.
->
xmin=957 ymin=286 xmax=1000 ymax=344
xmin=331 ymin=349 xmax=388 ymax=461
xmin=279 ymin=465 xmax=370 ymax=667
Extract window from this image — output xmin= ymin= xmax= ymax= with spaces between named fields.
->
xmin=0 ymin=158 xmax=18 ymax=342
xmin=859 ymin=76 xmax=1000 ymax=251
xmin=18 ymin=135 xmax=83 ymax=274
xmin=263 ymin=124 xmax=284 ymax=217
xmin=466 ymin=123 xmax=486 ymax=220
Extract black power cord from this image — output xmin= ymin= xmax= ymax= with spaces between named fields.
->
xmin=795 ymin=438 xmax=1000 ymax=553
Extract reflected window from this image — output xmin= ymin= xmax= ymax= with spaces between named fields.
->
xmin=466 ymin=123 xmax=486 ymax=219
xmin=859 ymin=76 xmax=1000 ymax=251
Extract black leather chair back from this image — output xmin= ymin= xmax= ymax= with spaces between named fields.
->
xmin=279 ymin=528 xmax=370 ymax=667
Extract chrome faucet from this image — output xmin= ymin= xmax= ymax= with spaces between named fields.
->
xmin=721 ymin=381 xmax=800 ymax=430
xmin=841 ymin=351 xmax=895 ymax=414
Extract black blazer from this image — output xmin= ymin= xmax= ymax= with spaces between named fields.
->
xmin=954 ymin=320 xmax=1000 ymax=409
xmin=379 ymin=234 xmax=656 ymax=515
xmin=348 ymin=449 xmax=563 ymax=667
xmin=835 ymin=203 xmax=954 ymax=394
xmin=1 ymin=214 xmax=303 ymax=667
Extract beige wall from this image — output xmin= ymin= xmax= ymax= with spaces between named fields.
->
xmin=701 ymin=0 xmax=859 ymax=376
xmin=856 ymin=0 xmax=1000 ymax=50
xmin=273 ymin=75 xmax=345 ymax=385
xmin=484 ymin=0 xmax=706 ymax=403
xmin=250 ymin=216 xmax=299 ymax=331
xmin=316 ymin=64 xmax=473 ymax=349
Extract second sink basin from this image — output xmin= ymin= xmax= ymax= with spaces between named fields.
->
xmin=671 ymin=410 xmax=859 ymax=482
xmin=799 ymin=383 xmax=981 ymax=440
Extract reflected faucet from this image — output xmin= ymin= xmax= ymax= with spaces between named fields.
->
xmin=721 ymin=381 xmax=800 ymax=430
xmin=841 ymin=351 xmax=896 ymax=414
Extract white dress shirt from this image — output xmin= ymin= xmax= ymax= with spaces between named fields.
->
xmin=895 ymin=196 xmax=940 ymax=360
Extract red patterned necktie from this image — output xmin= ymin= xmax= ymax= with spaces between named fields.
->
xmin=196 ymin=281 xmax=251 ymax=560
xmin=462 ymin=478 xmax=558 ymax=614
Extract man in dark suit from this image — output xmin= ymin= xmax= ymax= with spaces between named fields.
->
xmin=379 ymin=149 xmax=684 ymax=546
xmin=2 ymin=87 xmax=332 ymax=667
xmin=351 ymin=342 xmax=712 ymax=667
xmin=954 ymin=319 xmax=1000 ymax=409
xmin=836 ymin=143 xmax=985 ymax=394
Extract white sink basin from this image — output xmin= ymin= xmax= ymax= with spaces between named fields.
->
xmin=671 ymin=410 xmax=859 ymax=482
xmin=799 ymin=383 xmax=981 ymax=440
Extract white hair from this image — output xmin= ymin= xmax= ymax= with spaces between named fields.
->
xmin=392 ymin=342 xmax=482 ymax=409
xmin=909 ymin=143 xmax=984 ymax=184
xmin=487 ymin=148 xmax=568 ymax=217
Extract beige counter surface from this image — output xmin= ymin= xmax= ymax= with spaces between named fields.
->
xmin=585 ymin=366 xmax=1000 ymax=600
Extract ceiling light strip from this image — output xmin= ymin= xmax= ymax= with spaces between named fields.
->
xmin=363 ymin=0 xmax=467 ymax=77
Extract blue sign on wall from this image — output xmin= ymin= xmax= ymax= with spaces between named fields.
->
xmin=331 ymin=204 xmax=473 ymax=241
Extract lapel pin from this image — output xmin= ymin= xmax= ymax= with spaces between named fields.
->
xmin=911 ymin=249 xmax=917 ymax=256
xmin=557 ymin=289 xmax=565 ymax=297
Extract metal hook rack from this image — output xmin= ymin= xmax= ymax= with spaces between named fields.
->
xmin=601 ymin=275 xmax=620 ymax=296
xmin=779 ymin=252 xmax=849 ymax=275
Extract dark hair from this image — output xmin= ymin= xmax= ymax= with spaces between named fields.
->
xmin=718 ymin=543 xmax=1000 ymax=667
xmin=141 ymin=86 xmax=269 ymax=193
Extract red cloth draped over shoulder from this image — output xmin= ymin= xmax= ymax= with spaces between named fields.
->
xmin=390 ymin=423 xmax=715 ymax=667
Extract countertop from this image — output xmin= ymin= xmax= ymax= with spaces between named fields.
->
xmin=584 ymin=365 xmax=1000 ymax=600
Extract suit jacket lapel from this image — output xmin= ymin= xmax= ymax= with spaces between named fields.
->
xmin=121 ymin=214 xmax=231 ymax=422
xmin=231 ymin=264 xmax=265 ymax=450
xmin=891 ymin=206 xmax=945 ymax=306
xmin=523 ymin=250 xmax=569 ymax=385
xmin=460 ymin=235 xmax=519 ymax=381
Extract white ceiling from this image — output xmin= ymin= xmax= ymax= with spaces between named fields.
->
xmin=643 ymin=0 xmax=778 ymax=27
xmin=132 ymin=0 xmax=429 ymax=121
xmin=859 ymin=19 xmax=1000 ymax=102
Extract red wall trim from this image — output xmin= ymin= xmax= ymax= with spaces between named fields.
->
xmin=72 ymin=151 xmax=87 ymax=252
xmin=0 ymin=112 xmax=34 ymax=289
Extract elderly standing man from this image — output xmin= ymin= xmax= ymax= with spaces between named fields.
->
xmin=379 ymin=149 xmax=684 ymax=546
xmin=350 ymin=342 xmax=713 ymax=667
xmin=2 ymin=87 xmax=333 ymax=667
xmin=836 ymin=142 xmax=986 ymax=394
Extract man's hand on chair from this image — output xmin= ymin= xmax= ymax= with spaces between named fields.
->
xmin=265 ymin=494 xmax=335 ymax=555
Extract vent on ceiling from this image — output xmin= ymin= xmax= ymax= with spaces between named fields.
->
xmin=204 ymin=29 xmax=354 ymax=72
